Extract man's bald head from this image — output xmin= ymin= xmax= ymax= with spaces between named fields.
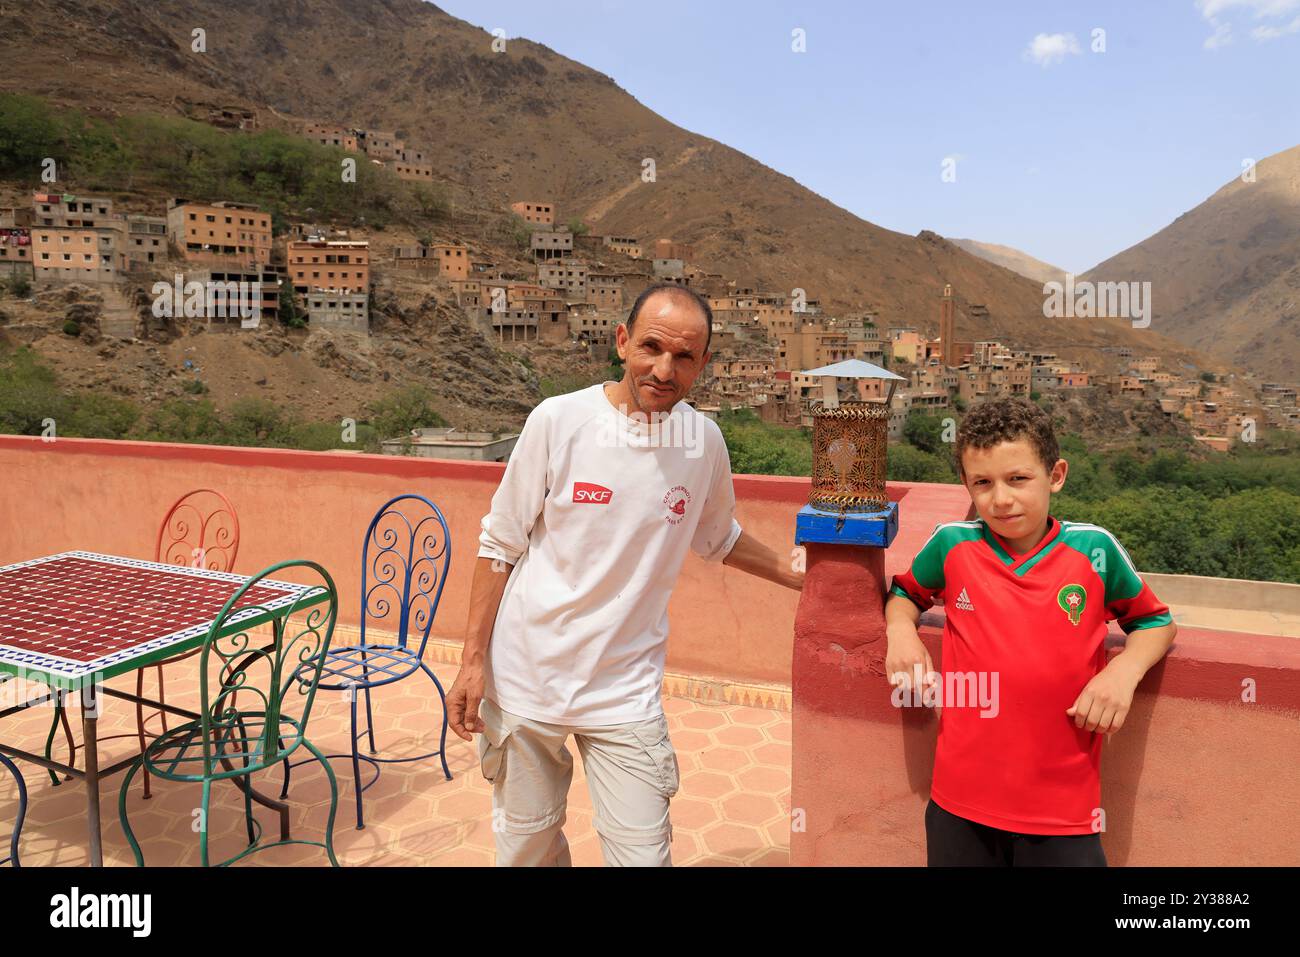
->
xmin=625 ymin=282 xmax=713 ymax=353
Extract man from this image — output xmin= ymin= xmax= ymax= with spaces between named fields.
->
xmin=446 ymin=282 xmax=802 ymax=866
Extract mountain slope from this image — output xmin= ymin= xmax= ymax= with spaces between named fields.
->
xmin=949 ymin=238 xmax=1067 ymax=286
xmin=1084 ymin=145 xmax=1300 ymax=383
xmin=0 ymin=0 xmax=1220 ymax=375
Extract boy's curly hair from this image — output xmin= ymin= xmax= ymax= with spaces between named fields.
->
xmin=953 ymin=398 xmax=1060 ymax=478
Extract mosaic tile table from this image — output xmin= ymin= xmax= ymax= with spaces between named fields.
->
xmin=0 ymin=552 xmax=327 ymax=866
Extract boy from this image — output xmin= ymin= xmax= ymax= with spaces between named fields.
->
xmin=884 ymin=398 xmax=1176 ymax=866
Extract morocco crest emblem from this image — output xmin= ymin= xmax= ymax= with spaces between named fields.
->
xmin=1057 ymin=583 xmax=1087 ymax=626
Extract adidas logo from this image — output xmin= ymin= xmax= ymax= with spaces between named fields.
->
xmin=954 ymin=587 xmax=975 ymax=611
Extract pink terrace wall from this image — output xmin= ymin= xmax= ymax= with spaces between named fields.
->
xmin=0 ymin=436 xmax=805 ymax=685
xmin=2 ymin=436 xmax=1298 ymax=865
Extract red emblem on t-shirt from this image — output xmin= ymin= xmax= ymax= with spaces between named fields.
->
xmin=662 ymin=485 xmax=692 ymax=525
xmin=573 ymin=482 xmax=614 ymax=504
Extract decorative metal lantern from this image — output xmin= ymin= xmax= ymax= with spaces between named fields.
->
xmin=801 ymin=360 xmax=907 ymax=514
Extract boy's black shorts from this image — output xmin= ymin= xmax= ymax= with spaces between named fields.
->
xmin=925 ymin=798 xmax=1107 ymax=867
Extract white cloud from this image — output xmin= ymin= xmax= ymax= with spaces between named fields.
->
xmin=1203 ymin=17 xmax=1233 ymax=47
xmin=1196 ymin=0 xmax=1300 ymax=48
xmin=1023 ymin=32 xmax=1082 ymax=67
xmin=1252 ymin=13 xmax=1300 ymax=37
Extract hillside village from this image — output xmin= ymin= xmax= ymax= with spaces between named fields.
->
xmin=1 ymin=111 xmax=1296 ymax=456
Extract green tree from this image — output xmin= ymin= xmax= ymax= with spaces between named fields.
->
xmin=68 ymin=392 xmax=140 ymax=439
xmin=887 ymin=442 xmax=959 ymax=483
xmin=138 ymin=399 xmax=228 ymax=445
xmin=902 ymin=409 xmax=951 ymax=455
xmin=225 ymin=397 xmax=295 ymax=446
xmin=0 ymin=94 xmax=62 ymax=178
xmin=0 ymin=346 xmax=67 ymax=434
xmin=368 ymin=386 xmax=448 ymax=441
xmin=278 ymin=282 xmax=304 ymax=328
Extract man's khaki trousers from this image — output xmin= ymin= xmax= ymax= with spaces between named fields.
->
xmin=477 ymin=697 xmax=680 ymax=866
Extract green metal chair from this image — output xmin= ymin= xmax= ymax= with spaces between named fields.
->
xmin=118 ymin=559 xmax=341 ymax=867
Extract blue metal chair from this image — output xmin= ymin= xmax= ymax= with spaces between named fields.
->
xmin=0 ymin=750 xmax=26 ymax=867
xmin=286 ymin=494 xmax=453 ymax=829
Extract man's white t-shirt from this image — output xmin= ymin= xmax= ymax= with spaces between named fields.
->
xmin=477 ymin=382 xmax=743 ymax=726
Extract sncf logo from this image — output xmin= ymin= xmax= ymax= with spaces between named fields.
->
xmin=572 ymin=481 xmax=614 ymax=505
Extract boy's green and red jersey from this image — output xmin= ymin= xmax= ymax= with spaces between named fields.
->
xmin=889 ymin=515 xmax=1172 ymax=835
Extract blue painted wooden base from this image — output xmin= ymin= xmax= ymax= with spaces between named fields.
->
xmin=794 ymin=501 xmax=898 ymax=548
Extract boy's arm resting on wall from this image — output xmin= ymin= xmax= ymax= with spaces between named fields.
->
xmin=883 ymin=530 xmax=947 ymax=690
xmin=1068 ymin=530 xmax=1177 ymax=734
xmin=1069 ymin=617 xmax=1177 ymax=735
xmin=1108 ymin=619 xmax=1177 ymax=683
xmin=884 ymin=591 xmax=934 ymax=690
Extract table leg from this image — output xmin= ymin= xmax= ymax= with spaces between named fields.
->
xmin=83 ymin=681 xmax=103 ymax=867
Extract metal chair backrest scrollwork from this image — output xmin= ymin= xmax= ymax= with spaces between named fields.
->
xmin=120 ymin=559 xmax=342 ymax=867
xmin=359 ymin=494 xmax=452 ymax=665
xmin=285 ymin=494 xmax=454 ymax=830
xmin=155 ymin=489 xmax=241 ymax=572
xmin=197 ymin=560 xmax=338 ymax=780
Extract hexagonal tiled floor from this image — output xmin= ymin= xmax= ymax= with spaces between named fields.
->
xmin=0 ymin=654 xmax=790 ymax=867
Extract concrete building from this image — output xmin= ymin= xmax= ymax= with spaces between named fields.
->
xmin=359 ymin=130 xmax=402 ymax=161
xmin=490 ymin=306 xmax=541 ymax=343
xmin=572 ymin=312 xmax=617 ymax=348
xmin=167 ymin=199 xmax=272 ymax=266
xmin=32 ymin=192 xmax=114 ymax=229
xmin=31 ymin=227 xmax=122 ymax=283
xmin=888 ymin=329 xmax=926 ymax=365
xmin=957 ymin=367 xmax=993 ymax=404
xmin=531 ymin=229 xmax=573 ymax=261
xmin=587 ymin=272 xmax=624 ymax=310
xmin=287 ymin=239 xmax=370 ymax=295
xmin=603 ymin=235 xmax=641 ymax=258
xmin=651 ymin=239 xmax=695 ymax=262
xmin=778 ymin=322 xmax=853 ymax=371
xmin=1032 ymin=366 xmax=1061 ymax=391
xmin=537 ymin=259 xmax=588 ymax=300
xmin=393 ymin=244 xmax=435 ymax=273
xmin=450 ymin=279 xmax=483 ymax=314
xmin=382 ymin=428 xmax=519 ymax=462
xmin=0 ymin=210 xmax=32 ymax=278
xmin=393 ymin=161 xmax=434 ymax=182
xmin=886 ymin=390 xmax=915 ymax=441
xmin=511 ymin=201 xmax=555 ymax=226
xmin=305 ymin=290 xmax=369 ymax=333
xmin=303 ymin=123 xmax=360 ymax=151
xmin=504 ymin=282 xmax=549 ymax=303
xmin=429 ymin=243 xmax=468 ymax=280
xmin=532 ymin=297 xmax=572 ymax=344
xmin=186 ymin=265 xmax=283 ymax=329
xmin=652 ymin=258 xmax=685 ymax=280
xmin=122 ymin=215 xmax=167 ymax=270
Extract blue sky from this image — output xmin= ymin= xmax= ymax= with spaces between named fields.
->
xmin=436 ymin=0 xmax=1299 ymax=274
